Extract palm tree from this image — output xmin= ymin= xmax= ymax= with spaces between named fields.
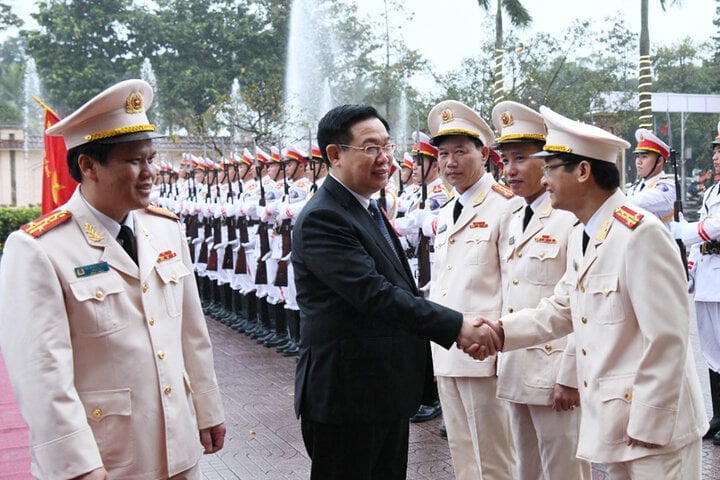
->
xmin=639 ymin=0 xmax=679 ymax=128
xmin=477 ymin=0 xmax=531 ymax=105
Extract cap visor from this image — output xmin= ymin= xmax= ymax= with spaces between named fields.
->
xmin=96 ymin=131 xmax=165 ymax=144
xmin=529 ymin=150 xmax=557 ymax=158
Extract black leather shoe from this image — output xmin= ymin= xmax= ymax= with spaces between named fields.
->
xmin=714 ymin=429 xmax=720 ymax=446
xmin=704 ymin=416 xmax=720 ymax=439
xmin=410 ymin=401 xmax=441 ymax=423
xmin=439 ymin=419 xmax=447 ymax=438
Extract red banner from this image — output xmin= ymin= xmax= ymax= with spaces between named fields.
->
xmin=37 ymin=100 xmax=75 ymax=214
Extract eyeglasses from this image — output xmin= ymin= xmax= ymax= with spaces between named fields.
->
xmin=542 ymin=161 xmax=577 ymax=177
xmin=340 ymin=143 xmax=397 ymax=157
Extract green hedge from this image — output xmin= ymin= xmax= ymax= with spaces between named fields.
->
xmin=0 ymin=207 xmax=41 ymax=253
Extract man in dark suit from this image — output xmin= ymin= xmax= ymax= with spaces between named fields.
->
xmin=292 ymin=104 xmax=497 ymax=480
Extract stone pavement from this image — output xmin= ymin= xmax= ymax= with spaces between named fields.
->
xmin=2 ymin=312 xmax=720 ymax=479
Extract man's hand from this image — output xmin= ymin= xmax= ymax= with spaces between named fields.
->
xmin=456 ymin=317 xmax=503 ymax=360
xmin=71 ymin=468 xmax=109 ymax=480
xmin=200 ymin=423 xmax=227 ymax=454
xmin=552 ymin=383 xmax=580 ymax=412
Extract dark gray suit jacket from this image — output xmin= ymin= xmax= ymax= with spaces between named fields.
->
xmin=292 ymin=175 xmax=462 ymax=424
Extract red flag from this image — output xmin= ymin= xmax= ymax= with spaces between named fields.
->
xmin=660 ymin=122 xmax=669 ymax=136
xmin=35 ymin=97 xmax=76 ymax=214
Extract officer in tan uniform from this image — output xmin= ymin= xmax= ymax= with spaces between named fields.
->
xmin=0 ymin=79 xmax=225 ymax=480
xmin=491 ymin=101 xmax=591 ymax=480
xmin=478 ymin=106 xmax=705 ymax=479
xmin=427 ymin=100 xmax=521 ymax=480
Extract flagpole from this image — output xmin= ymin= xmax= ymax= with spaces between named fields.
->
xmin=31 ymin=95 xmax=60 ymax=118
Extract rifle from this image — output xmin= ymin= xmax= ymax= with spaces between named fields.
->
xmin=235 ymin=212 xmax=249 ymax=274
xmin=415 ymin=125 xmax=432 ymax=290
xmin=185 ymin=211 xmax=199 ymax=264
xmin=670 ymin=148 xmax=689 ymax=279
xmin=197 ymin=215 xmax=212 ymax=264
xmin=255 ymin=157 xmax=270 ymax=285
xmin=206 ymin=215 xmax=222 ymax=271
xmin=222 ymin=214 xmax=236 ymax=270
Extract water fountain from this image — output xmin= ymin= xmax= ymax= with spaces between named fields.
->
xmin=140 ymin=58 xmax=159 ymax=128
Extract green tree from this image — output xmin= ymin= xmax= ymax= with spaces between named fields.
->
xmin=0 ymin=37 xmax=25 ymax=122
xmin=477 ymin=0 xmax=531 ymax=105
xmin=0 ymin=2 xmax=22 ymax=31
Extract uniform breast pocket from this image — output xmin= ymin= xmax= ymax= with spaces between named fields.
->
xmin=155 ymin=258 xmax=191 ymax=317
xmin=587 ymin=273 xmax=625 ymax=324
xmin=463 ymin=228 xmax=492 ymax=265
xmin=79 ymin=388 xmax=133 ymax=467
xmin=68 ymin=272 xmax=129 ymax=337
xmin=525 ymin=244 xmax=561 ymax=286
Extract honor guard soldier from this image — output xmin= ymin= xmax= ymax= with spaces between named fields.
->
xmin=0 ymin=79 xmax=225 ymax=480
xmin=396 ymin=152 xmax=419 ymax=216
xmin=427 ymin=100 xmax=521 ymax=480
xmin=671 ymin=121 xmax=720 ymax=445
xmin=480 ymin=106 xmax=705 ymax=479
xmin=627 ymin=128 xmax=675 ymax=226
xmin=492 ymin=100 xmax=591 ymax=480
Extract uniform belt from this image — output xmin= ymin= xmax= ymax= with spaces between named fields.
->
xmin=701 ymin=240 xmax=720 ymax=255
xmin=248 ymin=219 xmax=260 ymax=226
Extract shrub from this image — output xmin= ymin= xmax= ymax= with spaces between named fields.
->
xmin=0 ymin=207 xmax=41 ymax=253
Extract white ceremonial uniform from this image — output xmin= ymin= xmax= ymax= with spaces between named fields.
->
xmin=626 ymin=171 xmax=675 ymax=226
xmin=497 ymin=192 xmax=591 ymax=480
xmin=0 ymin=188 xmax=224 ymax=480
xmin=429 ymin=173 xmax=522 ymax=480
xmin=501 ymin=191 xmax=705 ymax=473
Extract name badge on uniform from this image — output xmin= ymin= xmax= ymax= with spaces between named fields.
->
xmin=438 ymin=224 xmax=447 ymax=234
xmin=75 ymin=261 xmax=110 ymax=278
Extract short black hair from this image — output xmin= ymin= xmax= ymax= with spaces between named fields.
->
xmin=67 ymin=142 xmax=115 ymax=182
xmin=556 ymin=152 xmax=620 ymax=191
xmin=317 ymin=105 xmax=390 ymax=165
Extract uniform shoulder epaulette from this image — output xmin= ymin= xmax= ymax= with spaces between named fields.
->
xmin=21 ymin=210 xmax=72 ymax=237
xmin=613 ymin=205 xmax=644 ymax=229
xmin=491 ymin=183 xmax=514 ymax=199
xmin=146 ymin=204 xmax=179 ymax=221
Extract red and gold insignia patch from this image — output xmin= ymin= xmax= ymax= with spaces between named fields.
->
xmin=125 ymin=91 xmax=144 ymax=114
xmin=432 ymin=184 xmax=445 ymax=194
xmin=534 ymin=234 xmax=557 ymax=244
xmin=21 ymin=210 xmax=72 ymax=237
xmin=491 ymin=183 xmax=514 ymax=199
xmin=500 ymin=111 xmax=513 ymax=127
xmin=157 ymin=250 xmax=177 ymax=263
xmin=613 ymin=205 xmax=644 ymax=229
xmin=146 ymin=204 xmax=179 ymax=220
xmin=470 ymin=221 xmax=488 ymax=228
xmin=440 ymin=108 xmax=454 ymax=124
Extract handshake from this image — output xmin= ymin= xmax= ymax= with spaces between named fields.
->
xmin=455 ymin=317 xmax=504 ymax=360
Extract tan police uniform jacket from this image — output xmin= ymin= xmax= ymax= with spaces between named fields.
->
xmin=430 ymin=173 xmax=522 ymax=376
xmin=500 ymin=190 xmax=705 ymax=463
xmin=497 ymin=193 xmax=579 ymax=405
xmin=0 ymin=188 xmax=224 ymax=480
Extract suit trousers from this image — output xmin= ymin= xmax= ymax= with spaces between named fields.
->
xmin=603 ymin=438 xmax=701 ymax=480
xmin=507 ymin=401 xmax=591 ymax=480
xmin=437 ymin=376 xmax=516 ymax=480
xmin=301 ymin=416 xmax=409 ymax=480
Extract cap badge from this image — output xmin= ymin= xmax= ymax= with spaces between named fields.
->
xmin=638 ymin=133 xmax=646 ymax=142
xmin=125 ymin=91 xmax=144 ymax=114
xmin=440 ymin=108 xmax=454 ymax=124
xmin=500 ymin=111 xmax=514 ymax=127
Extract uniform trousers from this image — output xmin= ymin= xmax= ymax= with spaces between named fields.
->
xmin=169 ymin=463 xmax=201 ymax=480
xmin=300 ymin=417 xmax=409 ymax=480
xmin=507 ymin=401 xmax=591 ymax=480
xmin=695 ymin=301 xmax=720 ymax=372
xmin=603 ymin=438 xmax=701 ymax=480
xmin=437 ymin=376 xmax=516 ymax=480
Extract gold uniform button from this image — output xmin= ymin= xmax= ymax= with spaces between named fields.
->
xmin=95 ymin=289 xmax=104 ymax=299
xmin=508 ymin=308 xmax=514 ymax=313
xmin=446 ymin=264 xmax=453 ymax=270
xmin=539 ymin=252 xmax=545 ymax=258
xmin=581 ymin=317 xmax=588 ymax=324
xmin=149 ymin=317 xmax=155 ymax=326
xmin=582 ymin=348 xmax=587 ymax=356
xmin=517 ymin=252 xmax=523 ymax=258
xmin=164 ymin=386 xmax=172 ymax=395
xmin=624 ymin=392 xmax=632 ymax=400
xmin=157 ymin=350 xmax=165 ymax=359
xmin=583 ymin=380 xmax=588 ymax=388
xmin=441 ymin=289 xmax=447 ymax=296
xmin=512 ymin=279 xmax=519 ymax=285
xmin=171 ymin=273 xmax=177 ymax=281
xmin=544 ymin=344 xmax=552 ymax=352
xmin=580 ymin=285 xmax=586 ymax=293
xmin=449 ymin=238 xmax=456 ymax=244
xmin=92 ymin=408 xmax=102 ymax=419
xmin=142 ymin=283 xmax=149 ymax=293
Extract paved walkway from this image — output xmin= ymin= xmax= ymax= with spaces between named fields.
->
xmin=2 ymin=313 xmax=720 ymax=479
